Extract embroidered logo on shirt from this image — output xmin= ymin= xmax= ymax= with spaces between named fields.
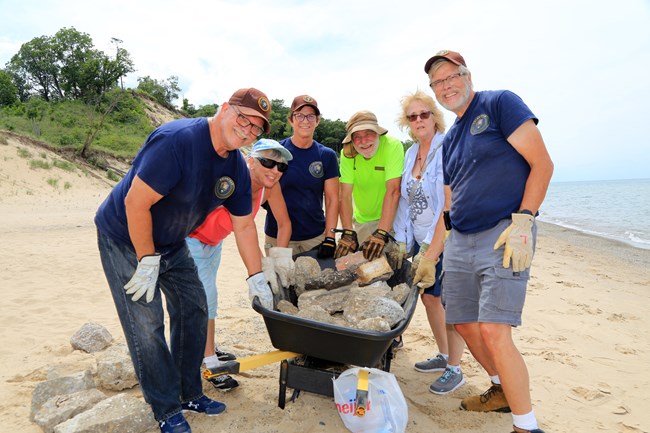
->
xmin=470 ymin=114 xmax=490 ymax=135
xmin=309 ymin=161 xmax=324 ymax=178
xmin=215 ymin=176 xmax=235 ymax=199
xmin=374 ymin=166 xmax=385 ymax=171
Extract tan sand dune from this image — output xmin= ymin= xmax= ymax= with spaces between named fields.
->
xmin=1 ymin=135 xmax=649 ymax=432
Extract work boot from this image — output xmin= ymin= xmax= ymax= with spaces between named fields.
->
xmin=459 ymin=382 xmax=511 ymax=413
xmin=512 ymin=426 xmax=545 ymax=433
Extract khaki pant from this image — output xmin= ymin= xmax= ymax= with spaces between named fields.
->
xmin=353 ymin=219 xmax=380 ymax=244
xmin=264 ymin=234 xmax=325 ymax=256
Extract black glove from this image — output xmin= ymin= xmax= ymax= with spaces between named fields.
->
xmin=317 ymin=236 xmax=336 ymax=259
xmin=361 ymin=228 xmax=392 ymax=260
xmin=333 ymin=229 xmax=358 ymax=259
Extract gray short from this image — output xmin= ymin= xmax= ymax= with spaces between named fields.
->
xmin=442 ymin=218 xmax=537 ymax=327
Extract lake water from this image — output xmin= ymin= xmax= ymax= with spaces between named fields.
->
xmin=538 ymin=178 xmax=650 ymax=250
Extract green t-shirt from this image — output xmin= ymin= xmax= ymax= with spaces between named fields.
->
xmin=339 ymin=135 xmax=404 ymax=223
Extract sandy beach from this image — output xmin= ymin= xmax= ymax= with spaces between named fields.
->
xmin=1 ymin=135 xmax=649 ymax=433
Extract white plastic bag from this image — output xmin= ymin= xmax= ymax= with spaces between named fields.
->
xmin=332 ymin=367 xmax=407 ymax=433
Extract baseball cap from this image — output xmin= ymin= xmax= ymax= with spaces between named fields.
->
xmin=341 ymin=110 xmax=388 ymax=158
xmin=250 ymin=138 xmax=293 ymax=162
xmin=228 ymin=88 xmax=272 ymax=133
xmin=290 ymin=94 xmax=320 ymax=116
xmin=423 ymin=50 xmax=467 ymax=74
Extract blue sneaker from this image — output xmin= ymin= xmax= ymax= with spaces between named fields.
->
xmin=181 ymin=395 xmax=226 ymax=416
xmin=159 ymin=413 xmax=191 ymax=433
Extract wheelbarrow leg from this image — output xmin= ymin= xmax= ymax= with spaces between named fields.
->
xmin=278 ymin=359 xmax=288 ymax=409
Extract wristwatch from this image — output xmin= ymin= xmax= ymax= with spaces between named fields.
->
xmin=518 ymin=209 xmax=534 ymax=216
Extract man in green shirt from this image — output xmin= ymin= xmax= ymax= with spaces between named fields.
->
xmin=335 ymin=110 xmax=404 ymax=260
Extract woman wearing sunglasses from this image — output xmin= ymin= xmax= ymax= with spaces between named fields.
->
xmin=185 ymin=139 xmax=292 ymax=392
xmin=393 ymin=90 xmax=466 ymax=396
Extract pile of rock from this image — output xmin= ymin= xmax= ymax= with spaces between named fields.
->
xmin=30 ymin=322 xmax=156 ymax=433
xmin=276 ymin=253 xmax=413 ymax=332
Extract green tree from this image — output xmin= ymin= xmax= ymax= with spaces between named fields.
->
xmin=0 ymin=70 xmax=18 ymax=106
xmin=137 ymin=75 xmax=181 ymax=107
xmin=9 ymin=35 xmax=59 ymax=101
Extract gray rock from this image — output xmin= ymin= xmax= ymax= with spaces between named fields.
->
xmin=276 ymin=299 xmax=299 ymax=315
xmin=53 ymin=393 xmax=155 ymax=433
xmin=304 ymin=267 xmax=357 ymax=291
xmin=344 ymin=296 xmax=405 ymax=327
xmin=96 ymin=343 xmax=138 ymax=391
xmin=295 ymin=305 xmax=338 ymax=325
xmin=70 ymin=323 xmax=113 ymax=353
xmin=33 ymin=389 xmax=106 ymax=433
xmin=293 ymin=256 xmax=322 ymax=296
xmin=297 ymin=285 xmax=353 ymax=314
xmin=356 ymin=317 xmax=391 ymax=332
xmin=387 ymin=283 xmax=411 ymax=305
xmin=31 ymin=370 xmax=96 ymax=421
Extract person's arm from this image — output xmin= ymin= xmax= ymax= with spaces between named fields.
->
xmin=376 ymin=177 xmax=401 ymax=232
xmin=339 ymin=182 xmax=354 ymax=229
xmin=324 ymin=176 xmax=339 ymax=234
xmin=507 ymin=119 xmax=554 ymax=213
xmin=424 ymin=185 xmax=452 ymax=261
xmin=124 ymin=175 xmax=163 ymax=259
xmin=231 ymin=213 xmax=262 ymax=275
xmin=264 ymin=185 xmax=292 ymax=248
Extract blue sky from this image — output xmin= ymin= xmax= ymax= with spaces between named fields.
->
xmin=1 ymin=0 xmax=648 ymax=182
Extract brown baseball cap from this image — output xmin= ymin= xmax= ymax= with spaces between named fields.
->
xmin=290 ymin=94 xmax=320 ymax=116
xmin=341 ymin=110 xmax=388 ymax=158
xmin=228 ymin=88 xmax=272 ymax=133
xmin=423 ymin=50 xmax=467 ymax=74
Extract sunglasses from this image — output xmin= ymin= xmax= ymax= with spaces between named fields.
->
xmin=255 ymin=157 xmax=288 ymax=172
xmin=406 ymin=111 xmax=432 ymax=122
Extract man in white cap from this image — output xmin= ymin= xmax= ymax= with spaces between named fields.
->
xmin=95 ymin=88 xmax=275 ymax=433
xmin=335 ymin=110 xmax=404 ymax=262
xmin=186 ymin=138 xmax=292 ymax=393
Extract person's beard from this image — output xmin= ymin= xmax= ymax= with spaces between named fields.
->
xmin=353 ymin=137 xmax=380 ymax=159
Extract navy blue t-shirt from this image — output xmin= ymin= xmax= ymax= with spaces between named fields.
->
xmin=263 ymin=138 xmax=340 ymax=240
xmin=95 ymin=117 xmax=252 ymax=254
xmin=443 ymin=90 xmax=537 ymax=234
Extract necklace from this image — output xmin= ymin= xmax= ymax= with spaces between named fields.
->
xmin=415 ymin=149 xmax=427 ymax=180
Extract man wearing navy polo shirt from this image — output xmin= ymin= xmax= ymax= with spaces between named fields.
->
xmin=423 ymin=51 xmax=554 ymax=433
xmin=95 ymin=88 xmax=274 ymax=433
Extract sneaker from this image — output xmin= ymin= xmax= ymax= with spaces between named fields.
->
xmin=512 ymin=426 xmax=546 ymax=433
xmin=181 ymin=395 xmax=226 ymax=416
xmin=159 ymin=413 xmax=191 ymax=433
xmin=206 ymin=374 xmax=239 ymax=392
xmin=391 ymin=336 xmax=403 ymax=351
xmin=215 ymin=349 xmax=236 ymax=361
xmin=460 ymin=382 xmax=511 ymax=413
xmin=429 ymin=368 xmax=465 ymax=395
xmin=414 ymin=354 xmax=447 ymax=372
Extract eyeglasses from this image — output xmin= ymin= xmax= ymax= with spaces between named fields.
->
xmin=292 ymin=112 xmax=318 ymax=123
xmin=232 ymin=106 xmax=264 ymax=138
xmin=429 ymin=72 xmax=467 ymax=90
xmin=406 ymin=111 xmax=432 ymax=122
xmin=255 ymin=157 xmax=288 ymax=172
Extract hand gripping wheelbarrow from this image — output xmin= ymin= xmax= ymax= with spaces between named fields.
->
xmin=203 ymin=250 xmax=417 ymax=409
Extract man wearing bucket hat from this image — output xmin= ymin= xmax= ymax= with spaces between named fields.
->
xmin=95 ymin=87 xmax=275 ymax=433
xmin=423 ymin=50 xmax=553 ymax=433
xmin=335 ymin=110 xmax=404 ymax=261
xmin=263 ymin=94 xmax=340 ymax=258
xmin=186 ymin=138 xmax=292 ymax=393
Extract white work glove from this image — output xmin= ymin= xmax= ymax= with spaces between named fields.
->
xmin=269 ymin=247 xmax=295 ymax=288
xmin=413 ymin=255 xmax=438 ymax=293
xmin=493 ymin=213 xmax=534 ymax=272
xmin=247 ymin=272 xmax=274 ymax=310
xmin=124 ymin=254 xmax=161 ymax=303
xmin=262 ymin=257 xmax=280 ymax=295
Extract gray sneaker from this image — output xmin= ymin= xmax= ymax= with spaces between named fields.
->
xmin=414 ymin=354 xmax=447 ymax=372
xmin=429 ymin=368 xmax=465 ymax=395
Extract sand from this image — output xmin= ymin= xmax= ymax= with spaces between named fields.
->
xmin=1 ymin=134 xmax=649 ymax=433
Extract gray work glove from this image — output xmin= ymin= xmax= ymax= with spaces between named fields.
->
xmin=269 ymin=247 xmax=295 ymax=288
xmin=124 ymin=254 xmax=161 ymax=303
xmin=262 ymin=256 xmax=280 ymax=295
xmin=246 ymin=272 xmax=273 ymax=310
